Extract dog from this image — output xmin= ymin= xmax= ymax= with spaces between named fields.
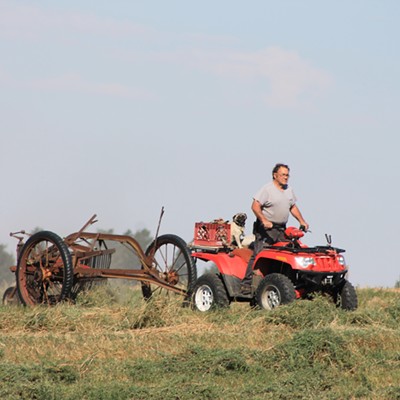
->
xmin=230 ymin=213 xmax=248 ymax=248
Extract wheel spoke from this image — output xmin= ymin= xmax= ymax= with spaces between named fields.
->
xmin=172 ymin=259 xmax=188 ymax=274
xmin=159 ymin=245 xmax=168 ymax=271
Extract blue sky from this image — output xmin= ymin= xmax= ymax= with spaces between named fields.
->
xmin=0 ymin=1 xmax=399 ymax=287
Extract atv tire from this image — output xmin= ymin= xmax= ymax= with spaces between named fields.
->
xmin=255 ymin=273 xmax=296 ymax=310
xmin=334 ymin=280 xmax=358 ymax=310
xmin=191 ymin=273 xmax=229 ymax=312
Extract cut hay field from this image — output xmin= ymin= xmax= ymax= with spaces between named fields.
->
xmin=0 ymin=286 xmax=399 ymax=400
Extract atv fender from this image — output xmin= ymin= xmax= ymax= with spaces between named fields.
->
xmin=191 ymin=251 xmax=248 ymax=279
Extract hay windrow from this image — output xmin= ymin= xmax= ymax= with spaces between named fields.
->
xmin=1 ymin=285 xmax=399 ymax=399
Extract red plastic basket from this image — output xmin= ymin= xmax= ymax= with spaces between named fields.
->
xmin=193 ymin=222 xmax=231 ymax=247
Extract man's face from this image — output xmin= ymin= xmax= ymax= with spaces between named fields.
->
xmin=274 ymin=167 xmax=290 ymax=187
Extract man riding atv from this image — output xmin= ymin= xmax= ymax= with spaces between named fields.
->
xmin=241 ymin=163 xmax=308 ymax=295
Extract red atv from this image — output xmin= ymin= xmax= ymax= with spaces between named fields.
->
xmin=189 ymin=221 xmax=357 ymax=311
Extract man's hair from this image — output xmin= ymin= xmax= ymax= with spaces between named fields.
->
xmin=272 ymin=163 xmax=290 ymax=177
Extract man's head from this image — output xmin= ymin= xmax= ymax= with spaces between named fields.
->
xmin=272 ymin=163 xmax=290 ymax=188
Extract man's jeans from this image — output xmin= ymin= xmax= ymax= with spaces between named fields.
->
xmin=241 ymin=226 xmax=286 ymax=286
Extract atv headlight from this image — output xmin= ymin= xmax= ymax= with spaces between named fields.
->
xmin=337 ymin=255 xmax=346 ymax=266
xmin=295 ymin=256 xmax=316 ymax=268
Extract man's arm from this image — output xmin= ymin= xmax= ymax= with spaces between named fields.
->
xmin=290 ymin=204 xmax=309 ymax=230
xmin=251 ymin=199 xmax=273 ymax=229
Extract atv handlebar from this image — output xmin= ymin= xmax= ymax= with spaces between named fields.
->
xmin=271 ymin=224 xmax=310 ymax=233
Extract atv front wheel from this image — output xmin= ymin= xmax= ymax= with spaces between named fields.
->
xmin=334 ymin=280 xmax=358 ymax=310
xmin=191 ymin=273 xmax=229 ymax=312
xmin=255 ymin=273 xmax=295 ymax=310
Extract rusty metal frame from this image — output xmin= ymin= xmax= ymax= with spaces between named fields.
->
xmin=61 ymin=214 xmax=186 ymax=295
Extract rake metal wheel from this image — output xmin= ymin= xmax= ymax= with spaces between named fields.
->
xmin=16 ymin=231 xmax=73 ymax=306
xmin=2 ymin=286 xmax=21 ymax=305
xmin=141 ymin=234 xmax=196 ymax=301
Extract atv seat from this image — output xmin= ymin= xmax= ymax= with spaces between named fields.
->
xmin=231 ymin=248 xmax=252 ymax=263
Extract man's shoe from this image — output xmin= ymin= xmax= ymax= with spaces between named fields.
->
xmin=240 ymin=284 xmax=252 ymax=296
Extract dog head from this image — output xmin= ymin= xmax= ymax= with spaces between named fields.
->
xmin=232 ymin=213 xmax=247 ymax=227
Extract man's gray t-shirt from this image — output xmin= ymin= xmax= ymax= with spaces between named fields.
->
xmin=254 ymin=182 xmax=297 ymax=224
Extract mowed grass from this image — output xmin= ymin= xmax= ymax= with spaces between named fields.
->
xmin=0 ymin=286 xmax=399 ymax=400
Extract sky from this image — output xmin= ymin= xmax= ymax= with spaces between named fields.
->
xmin=0 ymin=1 xmax=399 ymax=287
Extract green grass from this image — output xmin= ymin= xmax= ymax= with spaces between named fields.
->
xmin=0 ymin=286 xmax=399 ymax=399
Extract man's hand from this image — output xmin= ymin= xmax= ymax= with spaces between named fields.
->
xmin=263 ymin=220 xmax=273 ymax=229
xmin=290 ymin=205 xmax=309 ymax=232
xmin=300 ymin=221 xmax=309 ymax=231
xmin=252 ymin=200 xmax=274 ymax=230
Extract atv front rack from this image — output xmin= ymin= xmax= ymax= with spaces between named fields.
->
xmin=264 ymin=244 xmax=346 ymax=254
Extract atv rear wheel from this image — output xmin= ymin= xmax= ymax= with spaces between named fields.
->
xmin=334 ymin=280 xmax=358 ymax=310
xmin=255 ymin=273 xmax=295 ymax=310
xmin=191 ymin=273 xmax=229 ymax=312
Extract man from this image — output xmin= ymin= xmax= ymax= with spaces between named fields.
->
xmin=241 ymin=163 xmax=309 ymax=294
